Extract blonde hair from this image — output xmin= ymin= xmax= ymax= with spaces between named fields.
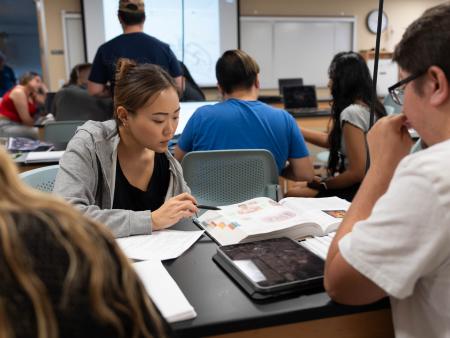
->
xmin=0 ymin=146 xmax=169 ymax=338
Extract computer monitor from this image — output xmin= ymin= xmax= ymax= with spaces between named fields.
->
xmin=282 ymin=85 xmax=317 ymax=109
xmin=176 ymin=101 xmax=219 ymax=135
xmin=278 ymin=78 xmax=303 ymax=96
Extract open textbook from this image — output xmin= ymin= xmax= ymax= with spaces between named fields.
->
xmin=196 ymin=197 xmax=350 ymax=246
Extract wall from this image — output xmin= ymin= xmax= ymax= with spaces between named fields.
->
xmin=41 ymin=0 xmax=81 ymax=91
xmin=240 ymin=0 xmax=446 ymax=53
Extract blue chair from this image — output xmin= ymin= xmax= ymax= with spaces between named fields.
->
xmin=44 ymin=120 xmax=86 ymax=144
xmin=181 ymin=149 xmax=280 ymax=206
xmin=19 ymin=165 xmax=59 ymax=192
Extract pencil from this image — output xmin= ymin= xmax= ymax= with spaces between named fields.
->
xmin=196 ymin=204 xmax=221 ymax=210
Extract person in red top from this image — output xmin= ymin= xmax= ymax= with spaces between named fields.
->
xmin=0 ymin=72 xmax=47 ymax=139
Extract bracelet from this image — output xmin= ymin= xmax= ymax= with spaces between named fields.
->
xmin=307 ymin=180 xmax=328 ymax=192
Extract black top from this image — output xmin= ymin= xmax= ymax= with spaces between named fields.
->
xmin=89 ymin=32 xmax=182 ymax=93
xmin=113 ymin=153 xmax=170 ymax=211
xmin=0 ymin=212 xmax=172 ymax=338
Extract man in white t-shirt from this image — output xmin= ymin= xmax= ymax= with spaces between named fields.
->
xmin=324 ymin=4 xmax=450 ymax=338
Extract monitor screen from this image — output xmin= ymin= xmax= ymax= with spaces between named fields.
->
xmin=283 ymin=85 xmax=317 ymax=109
xmin=176 ymin=101 xmax=218 ymax=135
xmin=278 ymin=78 xmax=303 ymax=95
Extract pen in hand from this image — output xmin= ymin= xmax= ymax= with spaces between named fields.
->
xmin=196 ymin=204 xmax=221 ymax=210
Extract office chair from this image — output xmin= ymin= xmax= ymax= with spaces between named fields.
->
xmin=19 ymin=165 xmax=59 ymax=192
xmin=181 ymin=149 xmax=280 ymax=206
xmin=44 ymin=120 xmax=86 ymax=144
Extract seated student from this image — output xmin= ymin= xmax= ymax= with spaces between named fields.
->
xmin=286 ymin=52 xmax=386 ymax=201
xmin=174 ymin=49 xmax=314 ymax=182
xmin=53 ymin=59 xmax=198 ymax=238
xmin=0 ymin=146 xmax=172 ymax=338
xmin=325 ymin=4 xmax=450 ymax=338
xmin=0 ymin=51 xmax=16 ymax=97
xmin=0 ymin=72 xmax=47 ymax=139
xmin=52 ymin=63 xmax=113 ymax=121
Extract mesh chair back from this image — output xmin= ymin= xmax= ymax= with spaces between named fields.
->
xmin=44 ymin=120 xmax=86 ymax=144
xmin=181 ymin=149 xmax=279 ymax=206
xmin=19 ymin=165 xmax=59 ymax=192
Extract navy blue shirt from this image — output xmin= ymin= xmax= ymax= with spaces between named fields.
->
xmin=0 ymin=65 xmax=16 ymax=97
xmin=177 ymin=99 xmax=310 ymax=173
xmin=89 ymin=32 xmax=182 ymax=92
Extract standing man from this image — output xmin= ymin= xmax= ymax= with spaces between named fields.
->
xmin=88 ymin=0 xmax=182 ymax=97
xmin=324 ymin=3 xmax=450 ymax=338
xmin=0 ymin=51 xmax=17 ymax=97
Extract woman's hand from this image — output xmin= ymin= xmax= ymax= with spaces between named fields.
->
xmin=151 ymin=193 xmax=198 ymax=230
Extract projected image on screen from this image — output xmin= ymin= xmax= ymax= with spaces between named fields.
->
xmin=92 ymin=0 xmax=234 ymax=86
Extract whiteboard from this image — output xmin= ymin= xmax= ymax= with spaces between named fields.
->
xmin=240 ymin=16 xmax=356 ymax=89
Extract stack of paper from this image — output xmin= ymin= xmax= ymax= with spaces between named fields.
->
xmin=133 ymin=260 xmax=197 ymax=322
xmin=25 ymin=151 xmax=65 ymax=163
xmin=299 ymin=232 xmax=335 ymax=260
xmin=116 ymin=230 xmax=204 ymax=261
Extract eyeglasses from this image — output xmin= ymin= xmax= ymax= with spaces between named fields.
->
xmin=388 ymin=71 xmax=425 ymax=106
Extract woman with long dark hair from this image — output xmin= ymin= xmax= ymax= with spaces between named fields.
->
xmin=287 ymin=52 xmax=386 ymax=201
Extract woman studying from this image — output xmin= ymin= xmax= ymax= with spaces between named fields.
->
xmin=0 ymin=146 xmax=171 ymax=338
xmin=0 ymin=72 xmax=47 ymax=139
xmin=287 ymin=52 xmax=386 ymax=201
xmin=53 ymin=59 xmax=198 ymax=237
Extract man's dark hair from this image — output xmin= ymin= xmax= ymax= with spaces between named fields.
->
xmin=215 ymin=50 xmax=260 ymax=94
xmin=118 ymin=8 xmax=145 ymax=26
xmin=393 ymin=3 xmax=450 ymax=83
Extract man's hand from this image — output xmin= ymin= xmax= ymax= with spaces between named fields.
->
xmin=367 ymin=114 xmax=413 ymax=179
xmin=151 ymin=193 xmax=198 ymax=230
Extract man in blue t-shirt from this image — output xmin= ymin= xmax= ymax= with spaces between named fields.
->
xmin=175 ymin=49 xmax=314 ymax=181
xmin=88 ymin=0 xmax=182 ymax=97
xmin=0 ymin=51 xmax=16 ymax=97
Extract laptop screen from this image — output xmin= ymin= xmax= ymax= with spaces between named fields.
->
xmin=283 ymin=85 xmax=317 ymax=109
xmin=176 ymin=101 xmax=219 ymax=135
xmin=278 ymin=78 xmax=303 ymax=95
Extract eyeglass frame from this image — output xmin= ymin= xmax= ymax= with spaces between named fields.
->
xmin=388 ymin=70 xmax=426 ymax=106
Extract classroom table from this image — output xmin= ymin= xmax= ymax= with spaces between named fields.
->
xmin=166 ymin=223 xmax=394 ymax=338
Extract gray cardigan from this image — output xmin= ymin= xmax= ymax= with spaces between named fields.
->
xmin=53 ymin=120 xmax=190 ymax=238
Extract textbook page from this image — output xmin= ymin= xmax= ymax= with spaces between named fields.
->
xmin=279 ymin=197 xmax=350 ymax=233
xmin=197 ymin=197 xmax=350 ymax=245
xmin=133 ymin=260 xmax=197 ymax=322
xmin=117 ymin=230 xmax=204 ymax=261
xmin=300 ymin=232 xmax=335 ymax=260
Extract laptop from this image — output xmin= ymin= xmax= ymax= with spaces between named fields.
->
xmin=282 ymin=85 xmax=330 ymax=117
xmin=278 ymin=78 xmax=303 ymax=96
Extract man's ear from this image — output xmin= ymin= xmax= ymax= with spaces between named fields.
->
xmin=255 ymin=74 xmax=260 ymax=90
xmin=428 ymin=66 xmax=449 ymax=107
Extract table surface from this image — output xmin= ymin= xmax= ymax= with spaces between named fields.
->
xmin=165 ymin=224 xmax=389 ymax=338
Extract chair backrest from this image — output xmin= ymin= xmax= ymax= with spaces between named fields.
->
xmin=181 ymin=149 xmax=279 ymax=206
xmin=44 ymin=120 xmax=86 ymax=144
xmin=383 ymin=94 xmax=402 ymax=115
xmin=19 ymin=165 xmax=59 ymax=192
xmin=53 ymin=86 xmax=113 ymax=121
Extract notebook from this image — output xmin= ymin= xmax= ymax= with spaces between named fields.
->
xmin=133 ymin=260 xmax=197 ymax=322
